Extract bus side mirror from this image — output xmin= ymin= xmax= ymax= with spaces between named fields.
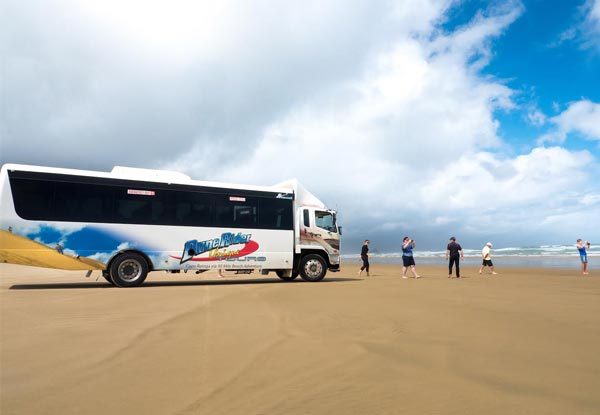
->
xmin=338 ymin=226 xmax=342 ymax=235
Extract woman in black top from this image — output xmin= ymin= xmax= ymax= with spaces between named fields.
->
xmin=359 ymin=240 xmax=370 ymax=276
xmin=445 ymin=236 xmax=464 ymax=278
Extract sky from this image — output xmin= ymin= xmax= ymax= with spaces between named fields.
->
xmin=1 ymin=0 xmax=599 ymax=252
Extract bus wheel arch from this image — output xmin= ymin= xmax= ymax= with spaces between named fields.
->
xmin=276 ymin=270 xmax=299 ymax=281
xmin=299 ymin=254 xmax=327 ymax=282
xmin=108 ymin=251 xmax=151 ymax=287
xmin=102 ymin=271 xmax=114 ymax=285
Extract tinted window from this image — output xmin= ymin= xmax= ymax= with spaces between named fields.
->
xmin=114 ymin=188 xmax=165 ymax=224
xmin=54 ymin=182 xmax=113 ymax=222
xmin=215 ymin=195 xmax=257 ymax=228
xmin=9 ymin=172 xmax=293 ymax=230
xmin=10 ymin=178 xmax=54 ymax=220
xmin=259 ymin=198 xmax=293 ymax=230
xmin=171 ymin=191 xmax=213 ymax=226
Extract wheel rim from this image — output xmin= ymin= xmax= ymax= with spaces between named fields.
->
xmin=304 ymin=259 xmax=323 ymax=279
xmin=118 ymin=259 xmax=143 ymax=282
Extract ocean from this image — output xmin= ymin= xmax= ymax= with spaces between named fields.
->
xmin=342 ymin=244 xmax=599 ymax=269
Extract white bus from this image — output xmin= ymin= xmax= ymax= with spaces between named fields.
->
xmin=0 ymin=164 xmax=341 ymax=287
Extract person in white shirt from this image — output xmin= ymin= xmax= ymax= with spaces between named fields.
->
xmin=479 ymin=242 xmax=497 ymax=275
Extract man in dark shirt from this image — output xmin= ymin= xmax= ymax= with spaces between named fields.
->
xmin=359 ymin=240 xmax=370 ymax=276
xmin=445 ymin=237 xmax=464 ymax=278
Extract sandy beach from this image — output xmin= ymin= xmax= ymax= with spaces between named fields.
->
xmin=1 ymin=263 xmax=599 ymax=414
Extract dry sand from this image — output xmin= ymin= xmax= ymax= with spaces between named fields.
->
xmin=1 ymin=263 xmax=599 ymax=414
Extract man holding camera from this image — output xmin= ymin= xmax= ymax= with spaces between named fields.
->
xmin=401 ymin=236 xmax=420 ymax=279
xmin=577 ymin=239 xmax=591 ymax=275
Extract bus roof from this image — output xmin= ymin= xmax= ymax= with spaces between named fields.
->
xmin=1 ymin=163 xmax=295 ymax=195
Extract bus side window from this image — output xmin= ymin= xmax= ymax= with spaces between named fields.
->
xmin=151 ymin=201 xmax=165 ymax=222
xmin=234 ymin=205 xmax=256 ymax=226
xmin=315 ymin=210 xmax=336 ymax=232
xmin=189 ymin=202 xmax=212 ymax=225
xmin=115 ymin=197 xmax=152 ymax=223
xmin=176 ymin=203 xmax=191 ymax=224
xmin=81 ymin=197 xmax=104 ymax=218
xmin=54 ymin=182 xmax=112 ymax=222
xmin=258 ymin=198 xmax=293 ymax=230
xmin=10 ymin=178 xmax=54 ymax=220
xmin=215 ymin=196 xmax=257 ymax=228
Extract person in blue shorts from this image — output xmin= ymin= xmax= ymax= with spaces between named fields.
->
xmin=401 ymin=237 xmax=420 ymax=279
xmin=577 ymin=239 xmax=591 ymax=275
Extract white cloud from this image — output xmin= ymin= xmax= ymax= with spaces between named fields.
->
xmin=159 ymin=3 xmax=599 ymax=246
xmin=582 ymin=0 xmax=600 ymax=49
xmin=421 ymin=147 xmax=593 ymax=210
xmin=592 ymin=0 xmax=600 ymax=19
xmin=4 ymin=0 xmax=447 ymax=169
xmin=526 ymin=107 xmax=546 ymax=126
xmin=169 ymin=3 xmax=519 ymax=182
xmin=553 ymin=100 xmax=600 ymax=139
xmin=152 ymin=1 xmax=598 ymax=246
xmin=580 ymin=193 xmax=600 ymax=206
xmin=538 ymin=99 xmax=600 ymax=144
xmin=549 ymin=0 xmax=600 ymax=50
xmin=117 ymin=242 xmax=131 ymax=251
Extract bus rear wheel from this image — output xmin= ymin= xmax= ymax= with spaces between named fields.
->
xmin=109 ymin=253 xmax=149 ymax=287
xmin=299 ymin=254 xmax=327 ymax=282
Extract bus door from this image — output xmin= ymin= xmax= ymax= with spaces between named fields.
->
xmin=299 ymin=208 xmax=340 ymax=257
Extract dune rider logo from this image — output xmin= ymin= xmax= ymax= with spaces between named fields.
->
xmin=177 ymin=232 xmax=259 ymax=264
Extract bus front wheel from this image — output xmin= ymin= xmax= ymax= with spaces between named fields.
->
xmin=109 ymin=253 xmax=149 ymax=287
xmin=299 ymin=254 xmax=327 ymax=282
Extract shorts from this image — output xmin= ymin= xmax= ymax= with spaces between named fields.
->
xmin=482 ymin=259 xmax=493 ymax=266
xmin=402 ymin=256 xmax=415 ymax=267
xmin=580 ymin=254 xmax=588 ymax=264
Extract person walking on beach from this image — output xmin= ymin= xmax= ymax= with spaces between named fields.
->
xmin=445 ymin=237 xmax=464 ymax=278
xmin=479 ymin=242 xmax=497 ymax=275
xmin=401 ymin=237 xmax=420 ymax=279
xmin=359 ymin=239 xmax=370 ymax=276
xmin=577 ymin=239 xmax=591 ymax=275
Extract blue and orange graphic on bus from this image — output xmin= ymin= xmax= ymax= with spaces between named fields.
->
xmin=174 ymin=232 xmax=259 ymax=264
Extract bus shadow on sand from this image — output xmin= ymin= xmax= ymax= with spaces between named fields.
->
xmin=9 ymin=277 xmax=358 ymax=290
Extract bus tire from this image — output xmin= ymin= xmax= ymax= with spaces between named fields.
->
xmin=109 ymin=253 xmax=149 ymax=287
xmin=276 ymin=271 xmax=299 ymax=281
xmin=299 ymin=254 xmax=327 ymax=282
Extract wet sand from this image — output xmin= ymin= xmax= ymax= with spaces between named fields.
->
xmin=1 ymin=263 xmax=599 ymax=414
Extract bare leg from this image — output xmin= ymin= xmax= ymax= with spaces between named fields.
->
xmin=411 ymin=265 xmax=420 ymax=278
xmin=402 ymin=267 xmax=408 ymax=278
